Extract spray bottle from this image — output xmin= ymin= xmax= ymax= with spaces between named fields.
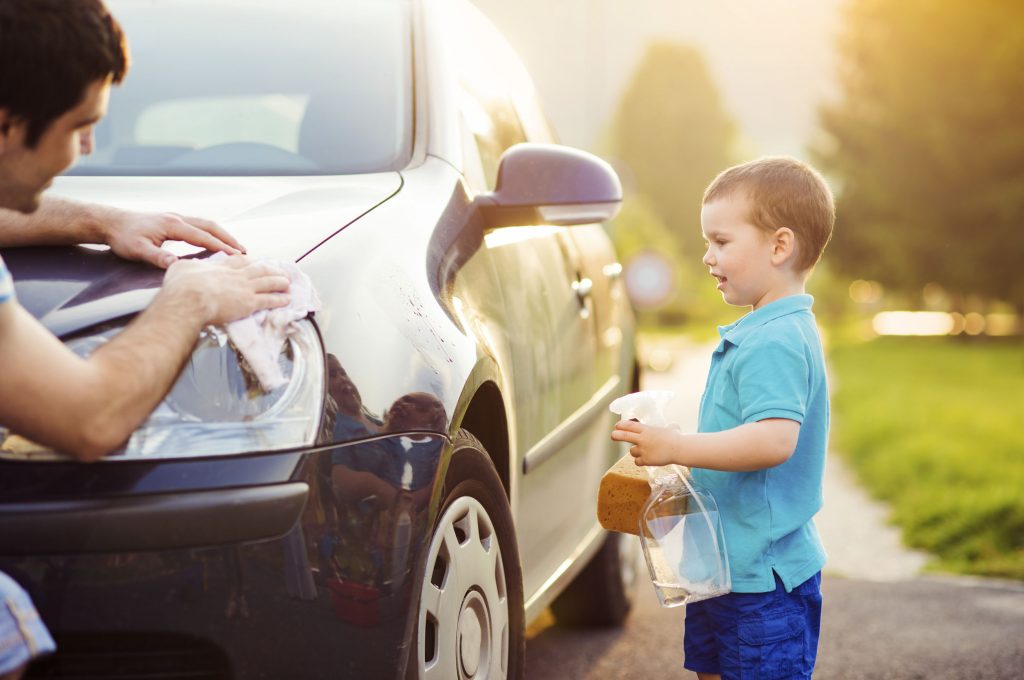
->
xmin=609 ymin=390 xmax=731 ymax=607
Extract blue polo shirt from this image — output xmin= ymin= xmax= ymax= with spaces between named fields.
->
xmin=0 ymin=255 xmax=13 ymax=304
xmin=693 ymin=294 xmax=828 ymax=593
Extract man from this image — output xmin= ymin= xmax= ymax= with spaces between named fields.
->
xmin=0 ymin=1 xmax=291 ymax=676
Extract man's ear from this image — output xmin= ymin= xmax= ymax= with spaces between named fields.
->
xmin=770 ymin=227 xmax=797 ymax=266
xmin=0 ymin=109 xmax=11 ymax=152
xmin=0 ymin=108 xmax=24 ymax=154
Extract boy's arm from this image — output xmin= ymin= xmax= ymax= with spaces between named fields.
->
xmin=611 ymin=418 xmax=800 ymax=472
xmin=0 ymin=196 xmax=244 ymax=268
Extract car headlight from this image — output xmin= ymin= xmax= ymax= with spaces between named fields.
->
xmin=2 ymin=320 xmax=324 ymax=460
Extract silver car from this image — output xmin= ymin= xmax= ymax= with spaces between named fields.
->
xmin=0 ymin=0 xmax=640 ymax=678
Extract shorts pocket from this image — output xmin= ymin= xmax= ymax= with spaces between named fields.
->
xmin=737 ymin=610 xmax=807 ymax=680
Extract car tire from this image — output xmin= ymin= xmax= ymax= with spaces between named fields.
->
xmin=406 ymin=430 xmax=525 ymax=680
xmin=550 ymin=530 xmax=639 ymax=627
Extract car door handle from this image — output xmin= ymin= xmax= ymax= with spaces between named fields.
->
xmin=573 ymin=277 xmax=593 ymax=300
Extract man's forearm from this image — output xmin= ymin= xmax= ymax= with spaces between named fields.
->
xmin=81 ymin=288 xmax=211 ymax=457
xmin=0 ymin=290 xmax=208 ymax=461
xmin=0 ymin=196 xmax=116 ymax=247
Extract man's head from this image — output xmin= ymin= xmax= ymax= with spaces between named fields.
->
xmin=702 ymin=157 xmax=835 ymax=273
xmin=0 ymin=0 xmax=128 ymax=213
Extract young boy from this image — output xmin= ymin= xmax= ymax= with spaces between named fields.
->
xmin=612 ymin=156 xmax=835 ymax=680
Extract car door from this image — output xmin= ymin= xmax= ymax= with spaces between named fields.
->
xmin=443 ymin=0 xmax=606 ymax=601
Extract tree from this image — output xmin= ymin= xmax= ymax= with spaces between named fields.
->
xmin=814 ymin=0 xmax=1024 ymax=312
xmin=611 ymin=43 xmax=738 ymax=264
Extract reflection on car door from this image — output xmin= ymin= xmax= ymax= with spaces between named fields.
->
xmin=443 ymin=0 xmax=611 ymax=602
xmin=488 ymin=225 xmax=601 ymax=599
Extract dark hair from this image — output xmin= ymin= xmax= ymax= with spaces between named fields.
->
xmin=0 ymin=0 xmax=129 ymax=148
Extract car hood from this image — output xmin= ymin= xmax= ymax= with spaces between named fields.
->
xmin=3 ymin=173 xmax=401 ymax=336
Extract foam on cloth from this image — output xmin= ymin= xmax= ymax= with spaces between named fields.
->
xmin=210 ymin=253 xmax=321 ymax=391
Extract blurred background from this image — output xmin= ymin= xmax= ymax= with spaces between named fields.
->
xmin=474 ymin=0 xmax=1023 ymax=584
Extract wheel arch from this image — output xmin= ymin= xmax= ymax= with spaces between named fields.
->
xmin=448 ymin=358 xmax=511 ymax=498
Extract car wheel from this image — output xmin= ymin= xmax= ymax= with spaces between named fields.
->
xmin=407 ymin=431 xmax=524 ymax=680
xmin=550 ymin=530 xmax=640 ymax=627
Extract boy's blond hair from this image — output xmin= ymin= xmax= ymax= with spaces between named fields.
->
xmin=703 ymin=157 xmax=835 ymax=271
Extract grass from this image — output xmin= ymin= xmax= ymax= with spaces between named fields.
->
xmin=829 ymin=336 xmax=1024 ymax=580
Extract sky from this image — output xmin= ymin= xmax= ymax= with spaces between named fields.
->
xmin=472 ymin=0 xmax=844 ymax=160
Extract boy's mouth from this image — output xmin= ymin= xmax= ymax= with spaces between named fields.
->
xmin=712 ymin=273 xmax=727 ymax=289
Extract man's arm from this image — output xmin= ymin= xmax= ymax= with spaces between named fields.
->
xmin=611 ymin=418 xmax=800 ymax=472
xmin=0 ymin=196 xmax=245 ymax=268
xmin=0 ymin=257 xmax=290 ymax=461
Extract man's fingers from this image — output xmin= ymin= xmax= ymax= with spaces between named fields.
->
xmin=175 ymin=214 xmax=246 ymax=253
xmin=243 ymin=261 xmax=289 ymax=280
xmin=168 ymin=221 xmax=243 ymax=255
xmin=252 ymin=274 xmax=291 ymax=294
xmin=217 ymin=254 xmax=252 ymax=269
xmin=255 ymin=292 xmax=291 ymax=310
xmin=133 ymin=241 xmax=178 ymax=269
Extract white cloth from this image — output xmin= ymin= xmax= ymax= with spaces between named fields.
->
xmin=212 ymin=254 xmax=321 ymax=391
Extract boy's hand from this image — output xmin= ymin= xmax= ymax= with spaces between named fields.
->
xmin=611 ymin=420 xmax=682 ymax=467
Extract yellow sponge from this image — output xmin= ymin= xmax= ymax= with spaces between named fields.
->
xmin=596 ymin=454 xmax=653 ymax=536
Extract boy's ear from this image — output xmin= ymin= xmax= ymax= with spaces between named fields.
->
xmin=770 ymin=227 xmax=797 ymax=266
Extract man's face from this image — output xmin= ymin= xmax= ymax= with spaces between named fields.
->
xmin=0 ymin=77 xmax=110 ymax=213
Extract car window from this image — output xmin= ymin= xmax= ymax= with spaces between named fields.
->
xmin=134 ymin=95 xmax=309 ymax=153
xmin=70 ymin=0 xmax=412 ymax=176
xmin=444 ymin=0 xmax=555 ymax=190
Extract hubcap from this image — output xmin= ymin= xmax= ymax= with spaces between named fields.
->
xmin=416 ymin=496 xmax=509 ymax=679
xmin=459 ymin=591 xmax=488 ymax=675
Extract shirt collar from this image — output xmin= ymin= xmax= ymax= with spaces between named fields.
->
xmin=715 ymin=294 xmax=813 ymax=352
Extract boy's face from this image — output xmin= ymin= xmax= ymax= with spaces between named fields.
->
xmin=0 ymin=77 xmax=110 ymax=214
xmin=701 ymin=194 xmax=779 ymax=310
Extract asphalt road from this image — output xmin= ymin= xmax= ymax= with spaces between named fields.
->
xmin=525 ymin=573 xmax=1024 ymax=679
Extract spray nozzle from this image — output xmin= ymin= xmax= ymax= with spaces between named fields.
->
xmin=610 ymin=390 xmax=682 ymax=481
xmin=609 ymin=390 xmax=675 ymax=427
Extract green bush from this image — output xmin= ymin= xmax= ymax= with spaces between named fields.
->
xmin=830 ymin=337 xmax=1024 ymax=579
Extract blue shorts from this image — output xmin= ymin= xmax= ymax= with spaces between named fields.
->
xmin=0 ymin=571 xmax=56 ymax=674
xmin=684 ymin=571 xmax=821 ymax=680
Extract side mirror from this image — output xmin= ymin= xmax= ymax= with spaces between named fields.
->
xmin=474 ymin=143 xmax=623 ymax=227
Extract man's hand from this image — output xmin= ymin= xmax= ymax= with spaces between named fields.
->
xmin=0 ymin=199 xmax=245 ymax=265
xmin=161 ymin=255 xmax=291 ymax=326
xmin=611 ymin=420 xmax=683 ymax=467
xmin=104 ymin=210 xmax=246 ymax=268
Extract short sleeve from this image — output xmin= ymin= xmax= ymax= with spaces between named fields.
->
xmin=0 ymin=254 xmax=15 ymax=304
xmin=733 ymin=336 xmax=809 ymax=425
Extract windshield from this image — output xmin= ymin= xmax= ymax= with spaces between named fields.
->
xmin=70 ymin=0 xmax=412 ymax=176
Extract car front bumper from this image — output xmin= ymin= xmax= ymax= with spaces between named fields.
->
xmin=0 ymin=434 xmax=446 ymax=679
